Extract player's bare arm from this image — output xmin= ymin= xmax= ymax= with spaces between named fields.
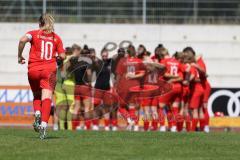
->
xmin=18 ymin=35 xmax=30 ymax=64
xmin=164 ymin=73 xmax=179 ymax=79
xmin=126 ymin=70 xmax=145 ymax=79
xmin=168 ymin=76 xmax=183 ymax=83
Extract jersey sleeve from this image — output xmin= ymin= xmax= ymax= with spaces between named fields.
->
xmin=190 ymin=66 xmax=197 ymax=80
xmin=197 ymin=57 xmax=206 ymax=72
xmin=25 ymin=31 xmax=34 ymax=41
xmin=177 ymin=64 xmax=184 ymax=78
xmin=137 ymin=59 xmax=146 ymax=73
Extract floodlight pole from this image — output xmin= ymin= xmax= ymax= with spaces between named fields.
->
xmin=21 ymin=0 xmax=25 ymax=21
xmin=43 ymin=0 xmax=47 ymax=14
xmin=142 ymin=0 xmax=146 ymax=24
xmin=77 ymin=0 xmax=82 ymax=22
xmin=193 ymin=0 xmax=198 ymax=23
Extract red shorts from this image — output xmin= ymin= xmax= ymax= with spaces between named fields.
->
xmin=203 ymin=80 xmax=211 ymax=103
xmin=74 ymin=95 xmax=89 ymax=101
xmin=93 ymin=89 xmax=112 ymax=106
xmin=189 ymin=90 xmax=204 ymax=109
xmin=158 ymin=83 xmax=182 ymax=104
xmin=74 ymin=85 xmax=89 ymax=101
xmin=28 ymin=68 xmax=56 ymax=93
xmin=93 ymin=98 xmax=102 ymax=106
xmin=139 ymin=98 xmax=158 ymax=107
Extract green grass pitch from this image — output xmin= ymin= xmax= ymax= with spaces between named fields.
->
xmin=0 ymin=128 xmax=240 ymax=160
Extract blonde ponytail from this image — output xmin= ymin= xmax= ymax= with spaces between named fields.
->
xmin=39 ymin=13 xmax=55 ymax=33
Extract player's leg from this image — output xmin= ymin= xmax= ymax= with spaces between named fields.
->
xmin=129 ymin=103 xmax=139 ymax=131
xmin=177 ymin=87 xmax=189 ymax=132
xmin=32 ymin=92 xmax=42 ymax=132
xmin=55 ymin=83 xmax=68 ymax=130
xmin=171 ymin=101 xmax=180 ymax=132
xmin=41 ymin=89 xmax=53 ymax=127
xmin=177 ymin=100 xmax=184 ymax=132
xmin=38 ymin=69 xmax=57 ymax=139
xmin=103 ymin=112 xmax=110 ymax=131
xmin=189 ymin=91 xmax=203 ymax=132
xmin=158 ymin=92 xmax=172 ymax=132
xmin=28 ymin=70 xmax=41 ymax=132
xmin=72 ymin=97 xmax=81 ymax=130
xmin=183 ymin=87 xmax=191 ymax=132
xmin=199 ymin=106 xmax=205 ymax=131
xmin=52 ymin=103 xmax=58 ymax=131
xmin=39 ymin=88 xmax=53 ymax=139
xmin=91 ymin=98 xmax=101 ymax=131
xmin=107 ymin=90 xmax=118 ymax=131
xmin=83 ymin=97 xmax=93 ymax=130
xmin=170 ymin=85 xmax=182 ymax=132
xmin=140 ymin=98 xmax=150 ymax=131
xmin=191 ymin=108 xmax=199 ymax=132
xmin=110 ymin=109 xmax=118 ymax=131
xmin=143 ymin=105 xmax=151 ymax=131
xmin=151 ymin=103 xmax=159 ymax=131
xmin=184 ymin=102 xmax=191 ymax=132
xmin=203 ymin=81 xmax=211 ymax=132
xmin=198 ymin=95 xmax=205 ymax=132
xmin=158 ymin=103 xmax=166 ymax=132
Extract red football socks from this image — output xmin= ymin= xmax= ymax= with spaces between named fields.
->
xmin=172 ymin=107 xmax=179 ymax=126
xmin=41 ymin=98 xmax=51 ymax=123
xmin=72 ymin=119 xmax=80 ymax=130
xmin=191 ymin=118 xmax=198 ymax=131
xmin=203 ymin=107 xmax=210 ymax=126
xmin=167 ymin=111 xmax=173 ymax=128
xmin=92 ymin=119 xmax=99 ymax=126
xmin=129 ymin=108 xmax=138 ymax=123
xmin=104 ymin=119 xmax=110 ymax=127
xmin=143 ymin=120 xmax=150 ymax=131
xmin=158 ymin=108 xmax=165 ymax=126
xmin=118 ymin=107 xmax=130 ymax=119
xmin=185 ymin=115 xmax=191 ymax=132
xmin=151 ymin=119 xmax=158 ymax=131
xmin=33 ymin=99 xmax=41 ymax=113
xmin=199 ymin=118 xmax=205 ymax=131
xmin=177 ymin=115 xmax=184 ymax=132
xmin=111 ymin=119 xmax=118 ymax=127
xmin=85 ymin=119 xmax=91 ymax=130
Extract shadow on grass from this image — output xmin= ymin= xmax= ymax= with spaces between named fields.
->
xmin=27 ymin=136 xmax=66 ymax=140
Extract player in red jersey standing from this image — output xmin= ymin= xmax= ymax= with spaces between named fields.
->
xmin=158 ymin=48 xmax=183 ymax=132
xmin=172 ymin=52 xmax=190 ymax=132
xmin=115 ymin=45 xmax=145 ymax=131
xmin=183 ymin=47 xmax=211 ymax=132
xmin=18 ymin=14 xmax=65 ymax=139
xmin=137 ymin=45 xmax=165 ymax=131
xmin=188 ymin=64 xmax=204 ymax=131
xmin=196 ymin=56 xmax=211 ymax=132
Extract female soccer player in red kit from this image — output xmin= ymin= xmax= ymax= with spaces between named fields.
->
xmin=18 ymin=14 xmax=65 ymax=139
xmin=158 ymin=48 xmax=183 ymax=132
xmin=183 ymin=47 xmax=211 ymax=132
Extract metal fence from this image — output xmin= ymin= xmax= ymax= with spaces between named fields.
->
xmin=1 ymin=0 xmax=240 ymax=24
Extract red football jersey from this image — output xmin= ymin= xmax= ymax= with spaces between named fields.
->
xmin=161 ymin=57 xmax=183 ymax=80
xmin=145 ymin=69 xmax=160 ymax=84
xmin=116 ymin=57 xmax=145 ymax=75
xmin=197 ymin=57 xmax=206 ymax=72
xmin=196 ymin=56 xmax=211 ymax=87
xmin=190 ymin=65 xmax=204 ymax=92
xmin=26 ymin=29 xmax=65 ymax=71
xmin=196 ymin=57 xmax=207 ymax=80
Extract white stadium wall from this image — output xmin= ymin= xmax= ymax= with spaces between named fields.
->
xmin=0 ymin=23 xmax=240 ymax=88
